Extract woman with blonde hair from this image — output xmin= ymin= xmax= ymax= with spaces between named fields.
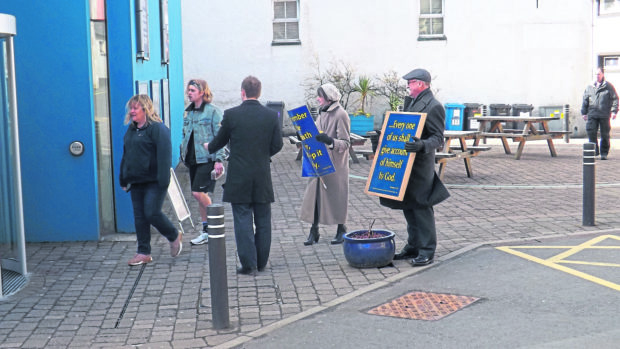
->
xmin=120 ymin=94 xmax=182 ymax=266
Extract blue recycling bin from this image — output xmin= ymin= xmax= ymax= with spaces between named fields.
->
xmin=444 ymin=103 xmax=466 ymax=130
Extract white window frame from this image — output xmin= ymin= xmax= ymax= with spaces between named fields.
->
xmin=600 ymin=0 xmax=620 ymax=15
xmin=272 ymin=0 xmax=300 ymax=45
xmin=418 ymin=0 xmax=445 ymax=40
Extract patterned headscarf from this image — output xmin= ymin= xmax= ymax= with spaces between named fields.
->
xmin=318 ymin=83 xmax=342 ymax=103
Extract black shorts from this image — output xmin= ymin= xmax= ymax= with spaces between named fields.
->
xmin=189 ymin=162 xmax=216 ymax=193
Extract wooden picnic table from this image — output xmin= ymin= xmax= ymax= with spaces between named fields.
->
xmin=436 ymin=130 xmax=490 ymax=180
xmin=472 ymin=116 xmax=570 ymax=160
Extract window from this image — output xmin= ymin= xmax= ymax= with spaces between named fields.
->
xmin=419 ymin=0 xmax=445 ymax=40
xmin=272 ymin=0 xmax=300 ymax=45
xmin=600 ymin=0 xmax=620 ymax=15
xmin=601 ymin=56 xmax=620 ymax=72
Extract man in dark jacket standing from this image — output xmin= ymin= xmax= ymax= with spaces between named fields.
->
xmin=206 ymin=76 xmax=283 ymax=275
xmin=582 ymin=67 xmax=618 ymax=160
xmin=380 ymin=68 xmax=449 ymax=266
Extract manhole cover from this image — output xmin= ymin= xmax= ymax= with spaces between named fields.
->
xmin=367 ymin=291 xmax=480 ymax=321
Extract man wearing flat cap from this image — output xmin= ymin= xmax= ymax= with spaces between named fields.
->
xmin=379 ymin=68 xmax=449 ymax=266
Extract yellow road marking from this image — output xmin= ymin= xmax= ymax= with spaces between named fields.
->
xmin=558 ymin=260 xmax=620 ymax=268
xmin=496 ymin=234 xmax=620 ymax=292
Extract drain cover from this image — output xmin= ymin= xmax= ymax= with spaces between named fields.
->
xmin=368 ymin=291 xmax=480 ymax=321
xmin=1 ymin=268 xmax=28 ymax=297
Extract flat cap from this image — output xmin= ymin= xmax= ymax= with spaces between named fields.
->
xmin=402 ymin=68 xmax=431 ymax=82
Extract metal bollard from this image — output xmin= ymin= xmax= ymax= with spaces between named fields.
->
xmin=207 ymin=204 xmax=229 ymax=329
xmin=582 ymin=143 xmax=596 ymax=226
xmin=563 ymin=104 xmax=570 ymax=143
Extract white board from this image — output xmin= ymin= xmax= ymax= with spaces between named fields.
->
xmin=167 ymin=168 xmax=193 ymax=229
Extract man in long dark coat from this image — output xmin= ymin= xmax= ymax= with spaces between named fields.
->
xmin=380 ymin=68 xmax=450 ymax=266
xmin=207 ymin=76 xmax=283 ymax=275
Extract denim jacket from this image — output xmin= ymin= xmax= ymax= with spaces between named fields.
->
xmin=181 ymin=102 xmax=225 ymax=163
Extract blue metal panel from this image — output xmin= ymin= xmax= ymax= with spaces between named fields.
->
xmin=107 ymin=1 xmax=137 ymax=233
xmin=0 ymin=1 xmax=99 ymax=241
xmin=168 ymin=0 xmax=185 ymax=167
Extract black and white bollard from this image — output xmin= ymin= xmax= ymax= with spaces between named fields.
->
xmin=582 ymin=142 xmax=596 ymax=226
xmin=207 ymin=204 xmax=229 ymax=329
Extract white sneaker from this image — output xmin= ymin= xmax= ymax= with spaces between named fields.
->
xmin=191 ymin=232 xmax=209 ymax=245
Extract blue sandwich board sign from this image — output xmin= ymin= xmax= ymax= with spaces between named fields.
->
xmin=365 ymin=111 xmax=427 ymax=201
xmin=287 ymin=105 xmax=335 ymax=177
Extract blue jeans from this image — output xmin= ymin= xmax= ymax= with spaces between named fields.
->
xmin=231 ymin=203 xmax=272 ymax=270
xmin=130 ymin=182 xmax=178 ymax=255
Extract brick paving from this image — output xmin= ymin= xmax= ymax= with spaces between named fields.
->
xmin=2 ymin=136 xmax=620 ymax=348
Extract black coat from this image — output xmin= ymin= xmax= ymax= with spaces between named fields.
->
xmin=119 ymin=121 xmax=171 ymax=189
xmin=208 ymin=99 xmax=283 ymax=204
xmin=380 ymin=88 xmax=450 ymax=209
xmin=581 ymin=80 xmax=619 ymax=119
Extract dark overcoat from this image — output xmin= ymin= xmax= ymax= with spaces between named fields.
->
xmin=380 ymin=88 xmax=450 ymax=209
xmin=208 ymin=99 xmax=283 ymax=204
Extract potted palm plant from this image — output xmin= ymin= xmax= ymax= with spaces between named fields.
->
xmin=350 ymin=76 xmax=375 ymax=135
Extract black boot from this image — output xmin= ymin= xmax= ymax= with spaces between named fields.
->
xmin=331 ymin=224 xmax=346 ymax=245
xmin=304 ymin=225 xmax=320 ymax=246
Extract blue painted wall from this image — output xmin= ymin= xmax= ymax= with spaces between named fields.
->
xmin=168 ymin=1 xmax=185 ymax=168
xmin=0 ymin=0 xmax=184 ymax=240
xmin=0 ymin=1 xmax=99 ymax=242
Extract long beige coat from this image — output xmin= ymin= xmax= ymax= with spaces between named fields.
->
xmin=300 ymin=102 xmax=350 ymax=225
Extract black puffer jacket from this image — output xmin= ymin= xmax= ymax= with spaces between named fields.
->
xmin=581 ymin=80 xmax=619 ymax=119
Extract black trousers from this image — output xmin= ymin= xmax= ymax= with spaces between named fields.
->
xmin=231 ymin=203 xmax=272 ymax=270
xmin=586 ymin=117 xmax=611 ymax=156
xmin=402 ymin=206 xmax=437 ymax=259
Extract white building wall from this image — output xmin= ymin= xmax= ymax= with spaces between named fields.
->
xmin=182 ymin=0 xmax=595 ymax=135
xmin=592 ymin=2 xmax=620 ymax=127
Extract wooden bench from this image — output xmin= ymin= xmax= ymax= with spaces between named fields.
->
xmin=449 ymin=145 xmax=492 ymax=153
xmin=356 ymin=149 xmax=376 ymax=160
xmin=435 ymin=152 xmax=457 ymax=160
xmin=485 ymin=130 xmax=570 ymax=139
xmin=348 ymin=133 xmax=370 ymax=164
xmin=350 ymin=132 xmax=367 ymax=146
xmin=479 ymin=132 xmax=525 ymax=139
xmin=437 ymin=138 xmax=491 ymax=180
xmin=549 ymin=131 xmax=571 ymax=141
xmin=289 ymin=135 xmax=303 ymax=160
xmin=500 ymin=128 xmax=525 ymax=133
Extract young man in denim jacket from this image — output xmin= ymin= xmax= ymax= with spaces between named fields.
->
xmin=180 ymin=79 xmax=226 ymax=244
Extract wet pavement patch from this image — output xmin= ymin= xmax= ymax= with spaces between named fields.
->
xmin=367 ymin=291 xmax=480 ymax=321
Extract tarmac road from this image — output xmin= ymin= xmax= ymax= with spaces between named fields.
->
xmin=240 ymin=233 xmax=620 ymax=349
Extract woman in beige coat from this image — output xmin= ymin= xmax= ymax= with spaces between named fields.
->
xmin=300 ymin=83 xmax=351 ymax=245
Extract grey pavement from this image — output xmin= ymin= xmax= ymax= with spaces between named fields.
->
xmin=1 ymin=135 xmax=620 ymax=348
